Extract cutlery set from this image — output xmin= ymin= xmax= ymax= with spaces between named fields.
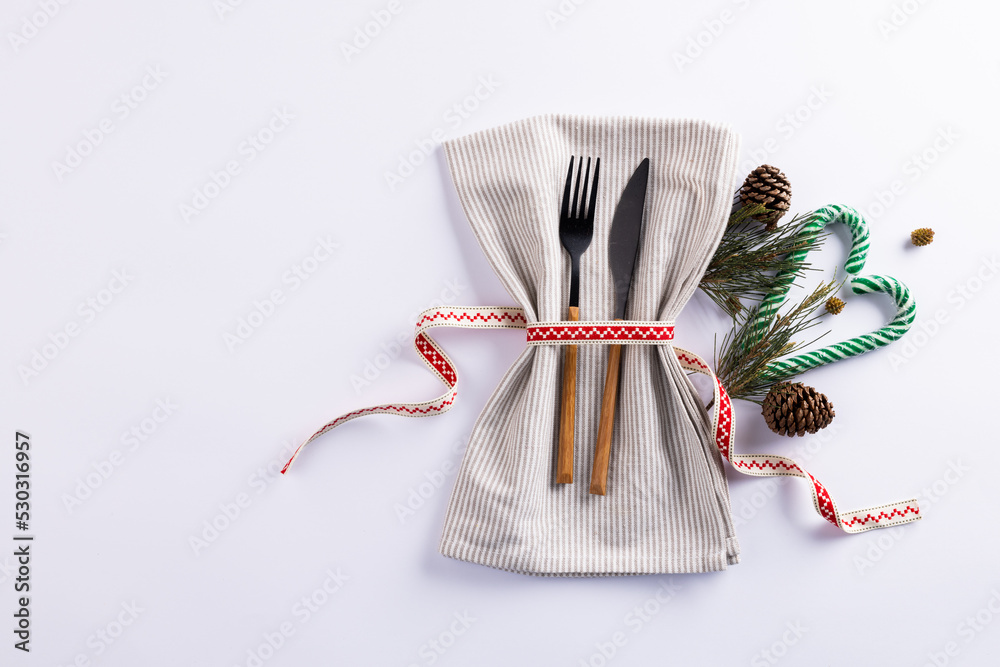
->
xmin=556 ymin=156 xmax=650 ymax=495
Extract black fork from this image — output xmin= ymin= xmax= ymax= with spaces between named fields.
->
xmin=555 ymin=156 xmax=600 ymax=484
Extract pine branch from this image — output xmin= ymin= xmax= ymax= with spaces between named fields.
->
xmin=715 ymin=278 xmax=842 ymax=404
xmin=700 ymin=210 xmax=829 ymax=318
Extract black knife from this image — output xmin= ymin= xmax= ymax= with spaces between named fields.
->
xmin=590 ymin=158 xmax=650 ymax=496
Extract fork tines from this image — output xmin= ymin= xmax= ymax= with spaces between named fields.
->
xmin=562 ymin=156 xmax=600 ymax=222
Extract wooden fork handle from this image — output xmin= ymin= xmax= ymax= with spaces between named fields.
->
xmin=556 ymin=306 xmax=579 ymax=484
xmin=590 ymin=330 xmax=623 ymax=496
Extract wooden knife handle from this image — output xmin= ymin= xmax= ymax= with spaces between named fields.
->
xmin=590 ymin=335 xmax=623 ymax=496
xmin=556 ymin=306 xmax=579 ymax=484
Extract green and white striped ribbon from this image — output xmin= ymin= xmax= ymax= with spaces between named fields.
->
xmin=752 ymin=205 xmax=916 ymax=382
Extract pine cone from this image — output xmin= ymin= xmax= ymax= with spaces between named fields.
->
xmin=735 ymin=165 xmax=792 ymax=230
xmin=825 ymin=297 xmax=845 ymax=315
xmin=762 ymin=382 xmax=835 ymax=437
xmin=911 ymin=227 xmax=935 ymax=246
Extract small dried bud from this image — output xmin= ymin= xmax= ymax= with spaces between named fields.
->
xmin=910 ymin=228 xmax=935 ymax=246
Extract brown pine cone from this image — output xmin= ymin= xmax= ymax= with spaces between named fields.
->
xmin=735 ymin=165 xmax=792 ymax=230
xmin=911 ymin=227 xmax=935 ymax=246
xmin=761 ymin=382 xmax=835 ymax=437
xmin=825 ymin=297 xmax=845 ymax=315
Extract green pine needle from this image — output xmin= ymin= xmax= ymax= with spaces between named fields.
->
xmin=700 ymin=210 xmax=829 ymax=318
xmin=714 ymin=278 xmax=842 ymax=403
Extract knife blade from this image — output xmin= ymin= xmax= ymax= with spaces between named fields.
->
xmin=608 ymin=158 xmax=649 ymax=320
xmin=590 ymin=158 xmax=650 ymax=496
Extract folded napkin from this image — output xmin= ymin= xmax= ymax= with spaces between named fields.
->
xmin=439 ymin=115 xmax=741 ymax=575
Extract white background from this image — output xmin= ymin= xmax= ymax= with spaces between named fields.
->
xmin=1 ymin=0 xmax=998 ymax=665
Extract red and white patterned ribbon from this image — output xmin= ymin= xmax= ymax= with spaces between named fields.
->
xmin=281 ymin=307 xmax=527 ymax=473
xmin=526 ymin=321 xmax=674 ymax=345
xmin=672 ymin=347 xmax=920 ymax=534
xmin=282 ymin=306 xmax=921 ymax=534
